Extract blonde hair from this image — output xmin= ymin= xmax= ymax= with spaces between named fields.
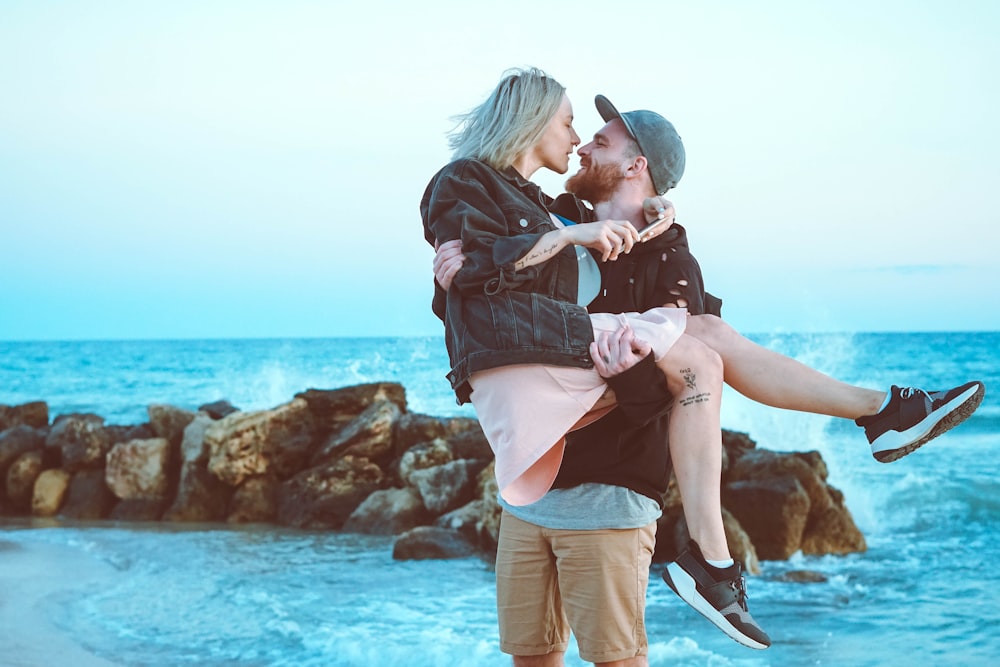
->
xmin=448 ymin=67 xmax=566 ymax=171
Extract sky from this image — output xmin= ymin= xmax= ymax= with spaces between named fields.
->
xmin=1 ymin=0 xmax=998 ymax=341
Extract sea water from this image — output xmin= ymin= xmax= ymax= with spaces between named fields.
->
xmin=1 ymin=332 xmax=998 ymax=666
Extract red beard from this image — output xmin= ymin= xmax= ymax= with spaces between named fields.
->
xmin=565 ymin=160 xmax=624 ymax=204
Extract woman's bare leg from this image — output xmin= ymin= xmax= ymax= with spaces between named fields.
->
xmin=654 ymin=334 xmax=729 ymax=560
xmin=684 ymin=315 xmax=885 ymax=419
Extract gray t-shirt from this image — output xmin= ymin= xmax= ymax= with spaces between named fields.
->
xmin=499 ymin=482 xmax=661 ymax=530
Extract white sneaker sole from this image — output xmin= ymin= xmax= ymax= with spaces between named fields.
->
xmin=871 ymin=383 xmax=984 ymax=462
xmin=664 ymin=561 xmax=769 ymax=650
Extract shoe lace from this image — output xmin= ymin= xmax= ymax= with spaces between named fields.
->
xmin=729 ymin=574 xmax=749 ymax=612
xmin=900 ymin=387 xmax=932 ymax=401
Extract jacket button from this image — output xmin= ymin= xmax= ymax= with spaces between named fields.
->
xmin=519 ymin=218 xmax=528 ymax=227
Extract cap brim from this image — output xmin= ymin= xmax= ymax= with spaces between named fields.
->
xmin=595 ymin=94 xmax=641 ymax=148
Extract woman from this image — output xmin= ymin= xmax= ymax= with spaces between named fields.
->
xmin=420 ymin=67 xmax=723 ymax=511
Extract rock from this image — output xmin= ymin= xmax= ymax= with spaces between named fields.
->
xmin=0 ymin=401 xmax=49 ymax=431
xmin=344 ymin=487 xmax=430 ymax=535
xmin=777 ymin=570 xmax=829 ymax=583
xmin=46 ymin=414 xmax=111 ymax=472
xmin=105 ymin=438 xmax=172 ymax=500
xmin=0 ymin=425 xmax=46 ymax=475
xmin=310 ymin=399 xmax=402 ymax=468
xmin=295 ymin=383 xmax=407 ymax=437
xmin=104 ymin=423 xmax=157 ymax=445
xmin=198 ymin=400 xmax=240 ymax=420
xmin=800 ymin=488 xmax=867 ymax=555
xmin=206 ymin=398 xmax=316 ymax=487
xmin=409 ymin=459 xmax=485 ymax=515
xmin=110 ymin=498 xmax=166 ymax=521
xmin=393 ymin=412 xmax=450 ymax=448
xmin=32 ymin=469 xmax=72 ymax=516
xmin=6 ymin=450 xmax=44 ymax=510
xmin=163 ymin=415 xmax=232 ymax=522
xmin=447 ymin=427 xmax=492 ymax=462
xmin=398 ymin=439 xmax=454 ymax=485
xmin=148 ymin=404 xmax=197 ymax=445
xmin=724 ymin=475 xmax=811 ymax=560
xmin=392 ymin=526 xmax=479 ymax=560
xmin=435 ymin=499 xmax=493 ymax=550
xmin=61 ymin=469 xmax=117 ymax=519
xmin=726 ymin=449 xmax=865 ymax=558
xmin=228 ymin=475 xmax=279 ymax=524
xmin=277 ymin=456 xmax=386 ymax=530
xmin=475 ymin=463 xmax=502 ymax=552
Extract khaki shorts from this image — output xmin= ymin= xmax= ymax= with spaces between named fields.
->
xmin=495 ymin=510 xmax=657 ymax=663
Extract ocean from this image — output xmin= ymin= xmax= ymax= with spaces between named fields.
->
xmin=1 ymin=332 xmax=998 ymax=666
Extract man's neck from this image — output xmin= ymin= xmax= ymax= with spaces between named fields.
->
xmin=593 ymin=193 xmax=645 ymax=227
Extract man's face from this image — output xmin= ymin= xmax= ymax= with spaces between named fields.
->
xmin=565 ymin=119 xmax=634 ymax=204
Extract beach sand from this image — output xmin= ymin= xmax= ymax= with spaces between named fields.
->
xmin=0 ymin=538 xmax=118 ymax=667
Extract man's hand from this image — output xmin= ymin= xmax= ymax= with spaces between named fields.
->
xmin=433 ymin=239 xmax=465 ymax=290
xmin=590 ymin=323 xmax=652 ymax=378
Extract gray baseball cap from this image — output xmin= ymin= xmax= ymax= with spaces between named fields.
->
xmin=595 ymin=94 xmax=686 ymax=195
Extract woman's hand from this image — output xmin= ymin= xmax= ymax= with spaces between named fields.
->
xmin=639 ymin=197 xmax=676 ymax=241
xmin=433 ymin=239 xmax=465 ymax=290
xmin=565 ymin=220 xmax=639 ymax=262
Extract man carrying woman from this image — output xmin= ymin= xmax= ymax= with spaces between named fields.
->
xmin=422 ymin=67 xmax=984 ymax=662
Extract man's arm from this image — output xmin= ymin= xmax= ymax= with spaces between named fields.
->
xmin=592 ymin=325 xmax=673 ymax=426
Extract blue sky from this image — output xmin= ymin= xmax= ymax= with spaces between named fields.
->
xmin=1 ymin=0 xmax=998 ymax=340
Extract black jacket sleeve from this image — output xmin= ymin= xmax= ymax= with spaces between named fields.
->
xmin=602 ymin=352 xmax=672 ymax=426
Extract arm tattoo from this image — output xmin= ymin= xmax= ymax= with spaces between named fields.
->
xmin=515 ymin=241 xmax=560 ymax=271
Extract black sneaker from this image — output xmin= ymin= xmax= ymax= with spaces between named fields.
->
xmin=856 ymin=381 xmax=985 ymax=463
xmin=661 ymin=540 xmax=771 ymax=650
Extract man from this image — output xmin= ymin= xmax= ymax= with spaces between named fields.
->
xmin=434 ymin=95 xmax=767 ymax=664
xmin=433 ymin=94 xmax=985 ymax=664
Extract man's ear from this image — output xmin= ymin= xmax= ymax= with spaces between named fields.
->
xmin=624 ymin=155 xmax=653 ymax=186
xmin=625 ymin=155 xmax=649 ymax=178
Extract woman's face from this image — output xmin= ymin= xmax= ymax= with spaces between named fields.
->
xmin=532 ymin=94 xmax=581 ymax=175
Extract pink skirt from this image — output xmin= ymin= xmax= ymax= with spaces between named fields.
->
xmin=469 ymin=307 xmax=687 ymax=506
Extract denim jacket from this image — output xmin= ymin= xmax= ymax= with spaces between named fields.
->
xmin=420 ymin=159 xmax=595 ymax=404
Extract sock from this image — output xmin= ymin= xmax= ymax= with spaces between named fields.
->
xmin=706 ymin=557 xmax=734 ymax=569
xmin=877 ymin=390 xmax=892 ymax=413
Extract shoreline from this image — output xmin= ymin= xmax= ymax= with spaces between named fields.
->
xmin=0 ymin=537 xmax=118 ymax=667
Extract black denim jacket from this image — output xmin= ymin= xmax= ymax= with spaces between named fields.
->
xmin=420 ymin=159 xmax=596 ymax=404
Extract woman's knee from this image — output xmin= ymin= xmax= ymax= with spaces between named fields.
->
xmin=661 ymin=334 xmax=724 ymax=386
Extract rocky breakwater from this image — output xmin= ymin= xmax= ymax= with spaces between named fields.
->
xmin=0 ymin=384 xmax=865 ymax=571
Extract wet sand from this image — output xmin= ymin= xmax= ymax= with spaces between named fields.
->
xmin=0 ymin=538 xmax=119 ymax=667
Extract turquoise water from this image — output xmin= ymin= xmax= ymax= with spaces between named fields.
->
xmin=1 ymin=333 xmax=998 ymax=666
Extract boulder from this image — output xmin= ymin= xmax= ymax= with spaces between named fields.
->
xmin=110 ymin=498 xmax=166 ymax=521
xmin=295 ymin=383 xmax=407 ymax=437
xmin=0 ymin=425 xmax=45 ymax=476
xmin=105 ymin=438 xmax=171 ymax=501
xmin=392 ymin=526 xmax=479 ymax=561
xmin=398 ymin=439 xmax=454 ymax=485
xmin=0 ymin=401 xmax=49 ymax=431
xmin=163 ymin=415 xmax=232 ymax=522
xmin=409 ymin=459 xmax=486 ymax=515
xmin=148 ymin=404 xmax=197 ymax=446
xmin=206 ymin=398 xmax=316 ymax=486
xmin=277 ymin=456 xmax=386 ymax=529
xmin=32 ymin=469 xmax=72 ymax=516
xmin=724 ymin=475 xmax=811 ymax=560
xmin=198 ymin=400 xmax=240 ymax=420
xmin=5 ymin=450 xmax=44 ymax=510
xmin=228 ymin=475 xmax=279 ymax=524
xmin=309 ymin=399 xmax=402 ymax=467
xmin=61 ymin=469 xmax=117 ymax=519
xmin=344 ymin=487 xmax=430 ymax=535
xmin=46 ymin=414 xmax=111 ymax=472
